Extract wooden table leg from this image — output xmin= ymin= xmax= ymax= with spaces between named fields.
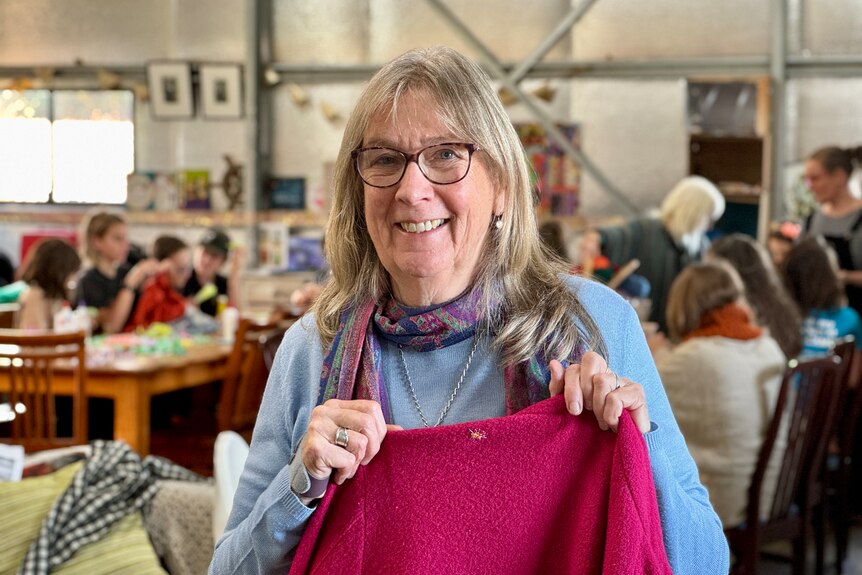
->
xmin=113 ymin=378 xmax=150 ymax=456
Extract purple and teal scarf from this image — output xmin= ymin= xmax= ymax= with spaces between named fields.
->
xmin=319 ymin=288 xmax=572 ymax=420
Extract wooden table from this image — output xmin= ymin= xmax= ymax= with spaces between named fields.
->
xmin=0 ymin=342 xmax=231 ymax=456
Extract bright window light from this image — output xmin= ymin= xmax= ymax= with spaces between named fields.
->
xmin=0 ymin=89 xmax=135 ymax=204
xmin=52 ymin=90 xmax=134 ymax=204
xmin=0 ymin=90 xmax=52 ymax=202
xmin=52 ymin=119 xmax=134 ymax=204
xmin=0 ymin=118 xmax=52 ymax=202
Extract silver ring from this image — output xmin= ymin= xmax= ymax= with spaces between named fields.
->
xmin=334 ymin=426 xmax=349 ymax=449
xmin=613 ymin=372 xmax=621 ymax=391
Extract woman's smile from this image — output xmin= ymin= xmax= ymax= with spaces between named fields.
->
xmin=397 ymin=218 xmax=448 ymax=234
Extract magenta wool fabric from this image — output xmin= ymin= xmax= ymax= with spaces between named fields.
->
xmin=289 ymin=395 xmax=672 ymax=575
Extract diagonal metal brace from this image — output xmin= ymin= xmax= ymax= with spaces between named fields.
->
xmin=425 ymin=0 xmax=639 ymax=215
xmin=507 ymin=0 xmax=599 ymax=85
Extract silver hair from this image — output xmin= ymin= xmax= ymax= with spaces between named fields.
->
xmin=660 ymin=176 xmax=725 ymax=243
xmin=314 ymin=46 xmax=604 ymax=365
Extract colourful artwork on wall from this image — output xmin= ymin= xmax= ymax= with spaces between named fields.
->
xmin=514 ymin=123 xmax=581 ymax=216
xmin=177 ymin=170 xmax=210 ymax=210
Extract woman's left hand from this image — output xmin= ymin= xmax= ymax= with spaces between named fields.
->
xmin=549 ymin=351 xmax=650 ymax=433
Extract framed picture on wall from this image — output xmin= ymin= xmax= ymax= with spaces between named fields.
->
xmin=147 ymin=61 xmax=194 ymax=119
xmin=199 ymin=64 xmax=244 ymax=119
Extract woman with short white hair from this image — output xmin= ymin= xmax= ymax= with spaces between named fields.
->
xmin=588 ymin=175 xmax=725 ymax=333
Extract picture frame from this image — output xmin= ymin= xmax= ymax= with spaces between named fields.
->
xmin=265 ymin=176 xmax=305 ymax=210
xmin=147 ymin=61 xmax=194 ymax=119
xmin=199 ymin=63 xmax=244 ymax=119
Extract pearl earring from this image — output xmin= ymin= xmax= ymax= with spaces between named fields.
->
xmin=494 ymin=217 xmax=503 ymax=230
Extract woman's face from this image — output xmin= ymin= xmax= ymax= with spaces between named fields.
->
xmin=92 ymin=223 xmax=130 ymax=264
xmin=166 ymin=248 xmax=192 ymax=290
xmin=362 ymin=91 xmax=504 ymax=306
xmin=804 ymin=159 xmax=847 ymax=204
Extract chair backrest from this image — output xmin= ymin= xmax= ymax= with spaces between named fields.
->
xmin=0 ymin=329 xmax=88 ymax=451
xmin=212 ymin=430 xmax=250 ymax=543
xmin=258 ymin=318 xmax=297 ymax=373
xmin=745 ymin=355 xmax=843 ymax=528
xmin=831 ymin=336 xmax=862 ymax=458
xmin=218 ymin=318 xmax=277 ymax=432
xmin=0 ymin=302 xmax=20 ymax=329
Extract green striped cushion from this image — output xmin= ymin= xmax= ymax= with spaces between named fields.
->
xmin=0 ymin=462 xmax=166 ymax=575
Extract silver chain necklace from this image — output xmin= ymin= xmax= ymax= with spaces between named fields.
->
xmin=398 ymin=336 xmax=481 ymax=427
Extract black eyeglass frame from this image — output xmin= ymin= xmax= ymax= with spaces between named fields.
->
xmin=351 ymin=142 xmax=481 ymax=188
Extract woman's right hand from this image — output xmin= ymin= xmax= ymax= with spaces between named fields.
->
xmin=300 ymin=399 xmax=400 ymax=485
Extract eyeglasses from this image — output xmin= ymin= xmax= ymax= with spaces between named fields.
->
xmin=352 ymin=142 xmax=480 ymax=188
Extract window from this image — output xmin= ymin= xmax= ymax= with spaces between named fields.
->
xmin=0 ymin=90 xmax=134 ymax=204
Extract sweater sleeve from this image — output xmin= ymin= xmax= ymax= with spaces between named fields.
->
xmin=574 ymin=277 xmax=730 ymax=574
xmin=209 ymin=317 xmax=323 ymax=575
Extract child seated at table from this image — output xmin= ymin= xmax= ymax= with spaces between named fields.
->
xmin=76 ymin=209 xmax=159 ymax=334
xmin=183 ymin=227 xmax=244 ymax=317
xmin=126 ymin=236 xmax=192 ymax=331
xmin=783 ymin=235 xmax=862 ymax=356
xmin=16 ymin=238 xmax=82 ymax=330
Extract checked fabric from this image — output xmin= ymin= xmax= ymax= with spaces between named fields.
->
xmin=19 ymin=440 xmax=208 ymax=575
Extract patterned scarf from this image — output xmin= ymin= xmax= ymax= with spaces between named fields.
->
xmin=319 ymin=289 xmax=569 ymax=420
xmin=683 ymin=302 xmax=763 ymax=342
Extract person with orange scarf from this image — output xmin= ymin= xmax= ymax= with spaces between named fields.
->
xmin=653 ymin=260 xmax=786 ymax=528
xmin=126 ymin=235 xmax=192 ymax=331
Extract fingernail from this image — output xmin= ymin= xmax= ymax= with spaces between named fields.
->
xmin=570 ymin=401 xmax=581 ymax=415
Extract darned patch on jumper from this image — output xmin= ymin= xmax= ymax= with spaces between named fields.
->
xmin=468 ymin=428 xmax=487 ymax=441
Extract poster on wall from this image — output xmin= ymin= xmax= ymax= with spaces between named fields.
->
xmin=257 ymin=222 xmax=288 ymax=271
xmin=286 ymin=226 xmax=325 ymax=272
xmin=147 ymin=61 xmax=194 ymax=119
xmin=177 ymin=170 xmax=210 ymax=210
xmin=265 ymin=177 xmax=305 ymax=210
xmin=513 ymin=123 xmax=581 ymax=216
xmin=199 ymin=64 xmax=244 ymax=119
xmin=154 ymin=173 xmax=180 ymax=211
xmin=126 ymin=172 xmax=157 ymax=211
xmin=127 ymin=172 xmax=181 ymax=211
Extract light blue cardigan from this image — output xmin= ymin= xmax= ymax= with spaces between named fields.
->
xmin=209 ymin=276 xmax=730 ymax=574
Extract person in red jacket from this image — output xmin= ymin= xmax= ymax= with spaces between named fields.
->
xmin=126 ymin=235 xmax=191 ymax=331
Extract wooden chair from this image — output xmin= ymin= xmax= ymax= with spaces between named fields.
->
xmin=259 ymin=329 xmax=285 ymax=373
xmin=824 ymin=337 xmax=862 ymax=573
xmin=217 ymin=318 xmax=278 ymax=434
xmin=150 ymin=318 xmax=283 ymax=475
xmin=0 ymin=329 xmax=88 ymax=451
xmin=0 ymin=302 xmax=20 ymax=329
xmin=258 ymin=318 xmax=297 ymax=373
xmin=725 ymin=355 xmax=844 ymax=575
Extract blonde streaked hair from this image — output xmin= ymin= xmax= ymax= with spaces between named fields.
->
xmin=314 ymin=46 xmax=604 ymax=365
xmin=660 ymin=176 xmax=725 ymax=242
xmin=79 ymin=208 xmax=127 ymax=264
xmin=665 ymin=260 xmax=746 ymax=341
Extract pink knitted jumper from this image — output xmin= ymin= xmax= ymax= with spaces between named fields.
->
xmin=289 ymin=394 xmax=672 ymax=575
